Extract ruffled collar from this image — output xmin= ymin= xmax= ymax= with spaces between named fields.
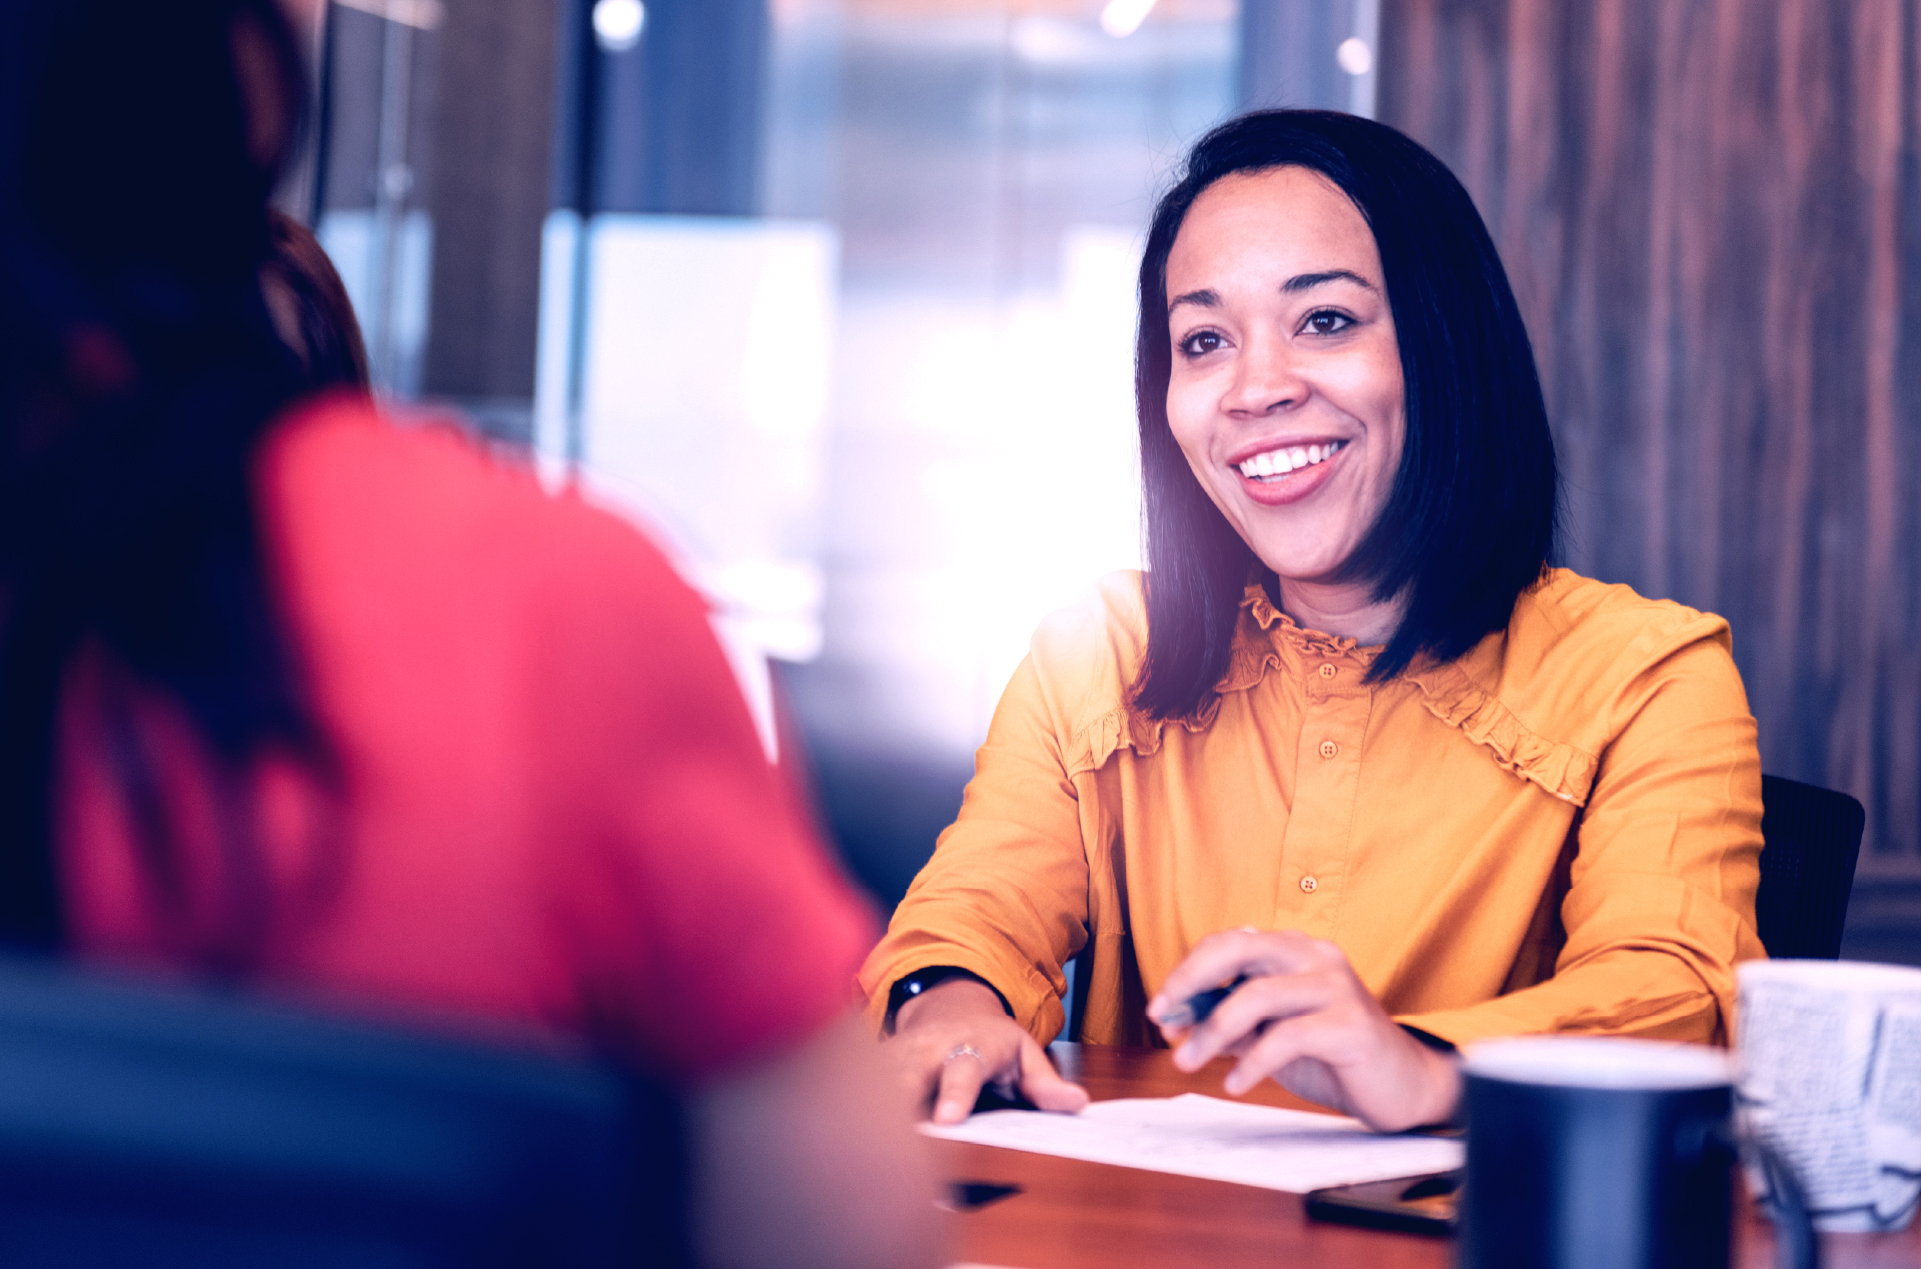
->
xmin=1222 ymin=582 xmax=1382 ymax=688
xmin=1077 ymin=579 xmax=1599 ymax=807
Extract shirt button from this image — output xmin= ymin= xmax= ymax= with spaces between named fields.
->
xmin=1300 ymin=875 xmax=1319 ymax=893
xmin=1318 ymin=664 xmax=1337 ymax=679
xmin=1318 ymin=739 xmax=1339 ymax=759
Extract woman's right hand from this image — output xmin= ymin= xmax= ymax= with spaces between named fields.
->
xmin=886 ymin=978 xmax=1090 ymax=1124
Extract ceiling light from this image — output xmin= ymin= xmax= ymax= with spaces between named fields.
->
xmin=1099 ymin=0 xmax=1156 ymax=40
xmin=593 ymin=0 xmax=644 ymax=53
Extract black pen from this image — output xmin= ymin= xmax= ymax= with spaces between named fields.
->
xmin=1151 ymin=975 xmax=1248 ymax=1030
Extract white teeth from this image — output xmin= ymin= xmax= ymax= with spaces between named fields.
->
xmin=1237 ymin=439 xmax=1345 ymax=480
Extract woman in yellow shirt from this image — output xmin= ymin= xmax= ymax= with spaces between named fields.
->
xmin=860 ymin=110 xmax=1764 ymax=1132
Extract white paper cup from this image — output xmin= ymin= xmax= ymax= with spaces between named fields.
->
xmin=1736 ymin=959 xmax=1921 ymax=1232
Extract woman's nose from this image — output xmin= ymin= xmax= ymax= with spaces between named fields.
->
xmin=1220 ymin=334 xmax=1307 ymax=418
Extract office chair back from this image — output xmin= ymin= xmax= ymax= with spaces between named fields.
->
xmin=0 ymin=957 xmax=685 ymax=1268
xmin=1755 ymin=774 xmax=1867 ymax=960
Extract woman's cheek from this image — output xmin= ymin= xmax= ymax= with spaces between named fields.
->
xmin=1164 ymin=390 xmax=1210 ymax=459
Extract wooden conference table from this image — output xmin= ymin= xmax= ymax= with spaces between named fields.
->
xmin=933 ymin=1043 xmax=1921 ymax=1269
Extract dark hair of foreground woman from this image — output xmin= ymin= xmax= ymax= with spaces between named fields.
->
xmin=263 ymin=210 xmax=372 ymax=393
xmin=0 ymin=0 xmax=320 ymax=954
xmin=1131 ymin=109 xmax=1560 ymax=717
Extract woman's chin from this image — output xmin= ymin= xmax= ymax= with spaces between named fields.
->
xmin=1249 ymin=544 xmax=1362 ymax=590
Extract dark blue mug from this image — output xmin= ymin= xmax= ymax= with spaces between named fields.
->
xmin=1459 ymin=1037 xmax=1817 ymax=1269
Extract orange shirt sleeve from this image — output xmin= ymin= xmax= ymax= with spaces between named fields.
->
xmin=856 ymin=645 xmax=1091 ymax=1040
xmin=1396 ymin=628 xmax=1765 ymax=1047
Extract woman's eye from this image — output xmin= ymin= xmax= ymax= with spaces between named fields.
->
xmin=1178 ymin=331 xmax=1225 ymax=357
xmin=1303 ymin=310 xmax=1355 ymax=336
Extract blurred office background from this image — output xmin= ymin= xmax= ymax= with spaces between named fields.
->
xmin=286 ymin=0 xmax=1921 ymax=960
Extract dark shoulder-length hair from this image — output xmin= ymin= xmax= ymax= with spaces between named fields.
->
xmin=0 ymin=0 xmax=325 ymax=956
xmin=1132 ymin=109 xmax=1557 ymax=719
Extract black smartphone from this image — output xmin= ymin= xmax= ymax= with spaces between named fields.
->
xmin=1304 ymin=1169 xmax=1460 ymax=1236
xmin=944 ymin=1180 xmax=1022 ymax=1212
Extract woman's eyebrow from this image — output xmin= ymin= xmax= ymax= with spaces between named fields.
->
xmin=1282 ymin=269 xmax=1378 ymax=294
xmin=1167 ymin=287 xmax=1221 ymax=313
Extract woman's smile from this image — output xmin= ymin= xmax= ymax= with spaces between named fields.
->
xmin=1231 ymin=436 xmax=1348 ymax=504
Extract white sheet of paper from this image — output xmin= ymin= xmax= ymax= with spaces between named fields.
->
xmin=923 ymin=1092 xmax=1463 ymax=1193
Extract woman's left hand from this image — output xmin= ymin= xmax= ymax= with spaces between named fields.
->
xmin=1146 ymin=928 xmax=1460 ymax=1132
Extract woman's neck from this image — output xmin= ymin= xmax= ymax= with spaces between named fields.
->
xmin=1273 ymin=576 xmax=1406 ymax=648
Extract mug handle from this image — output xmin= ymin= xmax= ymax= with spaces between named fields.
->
xmin=1734 ymin=1131 xmax=1821 ymax=1269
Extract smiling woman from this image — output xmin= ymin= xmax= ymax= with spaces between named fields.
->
xmin=1135 ymin=113 xmax=1557 ymax=711
xmin=860 ymin=111 xmax=1763 ymax=1136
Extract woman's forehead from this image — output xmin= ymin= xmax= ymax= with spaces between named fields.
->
xmin=1169 ymin=166 xmax=1381 ymax=289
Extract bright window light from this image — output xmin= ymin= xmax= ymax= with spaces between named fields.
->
xmin=593 ymin=0 xmax=644 ymax=53
xmin=1336 ymin=37 xmax=1373 ymax=77
xmin=1099 ymin=0 xmax=1156 ymax=40
xmin=331 ymin=0 xmax=445 ymax=30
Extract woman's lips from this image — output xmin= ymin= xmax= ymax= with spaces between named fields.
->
xmin=1233 ymin=440 xmax=1346 ymax=506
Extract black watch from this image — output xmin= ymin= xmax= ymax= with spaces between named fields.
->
xmin=883 ymin=965 xmax=1012 ymax=1033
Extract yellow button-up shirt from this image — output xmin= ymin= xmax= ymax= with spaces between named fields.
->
xmin=858 ymin=569 xmax=1765 ymax=1049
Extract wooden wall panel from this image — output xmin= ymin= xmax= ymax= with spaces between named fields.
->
xmin=1380 ymin=0 xmax=1921 ymax=868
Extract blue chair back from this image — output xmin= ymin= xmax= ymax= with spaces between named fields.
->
xmin=0 ymin=958 xmax=684 ymax=1267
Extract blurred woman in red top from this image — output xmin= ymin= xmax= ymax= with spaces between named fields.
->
xmin=0 ymin=2 xmax=943 ymax=1266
